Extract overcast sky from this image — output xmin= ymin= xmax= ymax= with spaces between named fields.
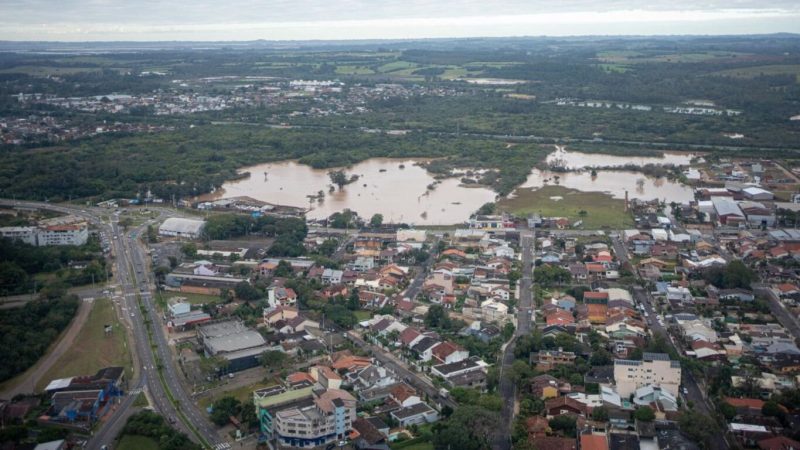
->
xmin=1 ymin=0 xmax=799 ymax=41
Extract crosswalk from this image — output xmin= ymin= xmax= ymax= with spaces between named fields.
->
xmin=212 ymin=442 xmax=231 ymax=450
xmin=128 ymin=388 xmax=143 ymax=395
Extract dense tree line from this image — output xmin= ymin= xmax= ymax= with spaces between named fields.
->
xmin=0 ymin=296 xmax=79 ymax=382
xmin=0 ymin=237 xmax=108 ymax=295
xmin=120 ymin=411 xmax=201 ymax=450
xmin=202 ymin=213 xmax=308 ymax=256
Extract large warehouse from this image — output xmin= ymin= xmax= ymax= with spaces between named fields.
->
xmin=198 ymin=320 xmax=270 ymax=373
xmin=158 ymin=217 xmax=205 ymax=239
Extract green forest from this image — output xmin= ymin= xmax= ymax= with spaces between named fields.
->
xmin=2 ymin=35 xmax=800 ymax=203
xmin=0 ymin=296 xmax=80 ymax=382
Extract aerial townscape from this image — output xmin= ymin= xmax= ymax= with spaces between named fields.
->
xmin=2 ymin=3 xmax=800 ymax=450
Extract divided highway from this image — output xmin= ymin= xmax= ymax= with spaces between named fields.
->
xmin=0 ymin=200 xmax=227 ymax=450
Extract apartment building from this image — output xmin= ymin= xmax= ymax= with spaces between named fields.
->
xmin=614 ymin=352 xmax=681 ymax=397
xmin=257 ymin=386 xmax=356 ymax=448
xmin=0 ymin=223 xmax=88 ymax=246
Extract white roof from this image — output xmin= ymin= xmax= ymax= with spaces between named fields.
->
xmin=730 ymin=423 xmax=768 ymax=432
xmin=34 ymin=440 xmax=66 ymax=450
xmin=45 ymin=377 xmax=73 ymax=391
xmin=652 ymin=229 xmax=668 ymax=240
xmin=743 ymin=186 xmax=772 ymax=196
xmin=159 ymin=217 xmax=205 ymax=234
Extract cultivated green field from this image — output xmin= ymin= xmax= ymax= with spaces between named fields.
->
xmin=498 ymin=185 xmax=634 ymax=229
xmin=712 ymin=64 xmax=800 ymax=81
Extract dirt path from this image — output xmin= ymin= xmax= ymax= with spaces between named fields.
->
xmin=0 ymin=298 xmax=94 ymax=398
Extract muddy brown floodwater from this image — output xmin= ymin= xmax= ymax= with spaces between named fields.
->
xmin=198 ymin=149 xmax=698 ymax=225
xmin=195 ymin=158 xmax=497 ymax=226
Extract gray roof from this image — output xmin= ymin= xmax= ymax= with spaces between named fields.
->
xmin=159 ymin=217 xmax=205 ymax=234
xmin=711 ymin=197 xmax=743 ymax=218
xmin=200 ymin=320 xmax=267 ymax=354
xmin=432 ymin=358 xmax=481 ymax=376
xmin=391 ymin=402 xmax=435 ymax=420
xmin=642 ymin=352 xmax=671 ymax=361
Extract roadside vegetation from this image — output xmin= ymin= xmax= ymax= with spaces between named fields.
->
xmin=0 ymin=296 xmax=79 ymax=382
xmin=36 ymin=297 xmax=132 ymax=390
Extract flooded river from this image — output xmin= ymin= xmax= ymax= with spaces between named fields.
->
xmin=200 ymin=148 xmax=697 ymax=225
xmin=196 ymin=159 xmax=497 ymax=225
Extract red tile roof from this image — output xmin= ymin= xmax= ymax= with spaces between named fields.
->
xmin=581 ymin=435 xmax=609 ymax=450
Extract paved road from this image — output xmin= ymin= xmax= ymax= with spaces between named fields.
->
xmin=753 ymin=284 xmax=800 ymax=340
xmin=346 ymin=331 xmax=458 ymax=411
xmin=0 ymin=200 xmax=227 ymax=450
xmin=494 ymin=229 xmax=535 ymax=450
xmin=403 ymin=237 xmax=440 ymax=300
xmin=619 ymin=235 xmax=730 ymax=450
xmin=0 ymin=297 xmax=93 ymax=398
xmin=0 ymin=285 xmax=107 ymax=309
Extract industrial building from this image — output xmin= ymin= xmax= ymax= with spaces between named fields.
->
xmin=198 ymin=320 xmax=270 ymax=372
xmin=158 ymin=217 xmax=205 ymax=239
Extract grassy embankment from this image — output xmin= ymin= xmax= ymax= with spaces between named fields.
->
xmin=36 ymin=297 xmax=132 ymax=391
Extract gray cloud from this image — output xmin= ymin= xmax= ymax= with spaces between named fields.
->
xmin=0 ymin=0 xmax=798 ymax=40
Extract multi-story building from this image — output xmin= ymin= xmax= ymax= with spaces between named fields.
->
xmin=614 ymin=352 xmax=681 ymax=397
xmin=532 ymin=349 xmax=577 ymax=372
xmin=0 ymin=226 xmax=38 ymax=245
xmin=255 ymin=385 xmax=356 ymax=448
xmin=0 ymin=223 xmax=88 ymax=246
xmin=36 ymin=224 xmax=89 ymax=246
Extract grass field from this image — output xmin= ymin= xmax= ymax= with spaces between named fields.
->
xmin=354 ymin=310 xmax=373 ymax=321
xmin=335 ymin=65 xmax=375 ymax=75
xmin=598 ymin=50 xmax=749 ymax=64
xmin=390 ymin=442 xmax=434 ymax=450
xmin=37 ymin=297 xmax=132 ymax=391
xmin=160 ymin=292 xmax=220 ymax=306
xmin=711 ymin=64 xmax=800 ymax=80
xmin=198 ymin=380 xmax=277 ymax=409
xmin=377 ymin=61 xmax=419 ymax=73
xmin=498 ymin=185 xmax=634 ymax=229
xmin=117 ymin=435 xmax=159 ymax=450
xmin=0 ymin=65 xmax=125 ymax=76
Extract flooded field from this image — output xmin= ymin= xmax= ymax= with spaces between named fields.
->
xmin=546 ymin=147 xmax=698 ymax=169
xmin=195 ymin=159 xmax=497 ymax=226
xmin=516 ymin=168 xmax=695 ymax=203
xmin=200 ymin=148 xmax=697 ymax=225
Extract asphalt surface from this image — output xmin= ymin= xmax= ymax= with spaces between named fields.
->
xmin=346 ymin=331 xmax=458 ymax=410
xmin=753 ymin=284 xmax=800 ymax=341
xmin=403 ymin=236 xmax=440 ymax=300
xmin=494 ymin=229 xmax=534 ymax=450
xmin=0 ymin=200 xmax=227 ymax=450
xmin=616 ymin=236 xmax=730 ymax=450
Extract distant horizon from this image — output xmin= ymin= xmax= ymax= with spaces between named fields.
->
xmin=1 ymin=1 xmax=799 ymax=42
xmin=0 ymin=32 xmax=799 ymax=46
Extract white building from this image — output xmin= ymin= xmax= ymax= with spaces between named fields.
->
xmin=270 ymin=388 xmax=356 ymax=448
xmin=1 ymin=223 xmax=89 ymax=247
xmin=0 ymin=226 xmax=38 ymax=245
xmin=397 ymin=229 xmax=427 ymax=243
xmin=158 ymin=217 xmax=205 ymax=239
xmin=614 ymin=353 xmax=681 ymax=397
xmin=36 ymin=224 xmax=89 ymax=246
xmin=480 ymin=299 xmax=509 ymax=324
